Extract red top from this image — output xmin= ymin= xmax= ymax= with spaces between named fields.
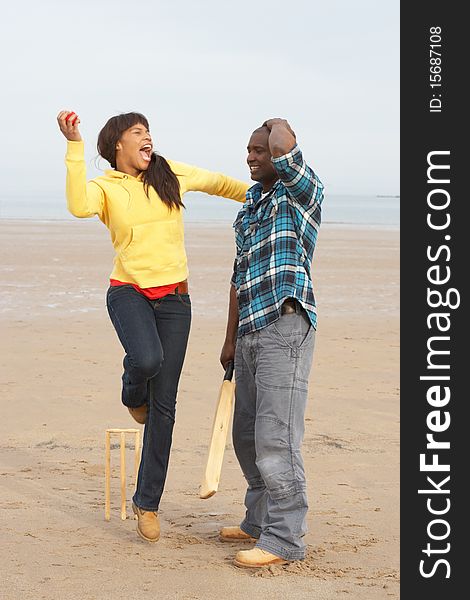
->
xmin=110 ymin=279 xmax=178 ymax=300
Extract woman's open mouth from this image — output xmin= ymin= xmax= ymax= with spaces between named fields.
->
xmin=139 ymin=144 xmax=153 ymax=162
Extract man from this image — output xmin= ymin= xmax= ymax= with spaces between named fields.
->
xmin=219 ymin=118 xmax=324 ymax=568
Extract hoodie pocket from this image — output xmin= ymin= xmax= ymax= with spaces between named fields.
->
xmin=119 ymin=220 xmax=185 ymax=276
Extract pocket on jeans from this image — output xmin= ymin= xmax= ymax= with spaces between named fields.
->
xmin=296 ymin=324 xmax=314 ymax=349
xmin=267 ymin=315 xmax=312 ymax=349
xmin=106 ymin=284 xmax=132 ymax=306
xmin=106 ymin=285 xmax=119 ymax=304
xmin=176 ymin=293 xmax=191 ymax=307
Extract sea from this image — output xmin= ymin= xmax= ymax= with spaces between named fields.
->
xmin=0 ymin=193 xmax=399 ymax=229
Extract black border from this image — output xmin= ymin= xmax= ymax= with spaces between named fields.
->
xmin=401 ymin=3 xmax=465 ymax=597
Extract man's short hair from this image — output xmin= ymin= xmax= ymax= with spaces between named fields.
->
xmin=252 ymin=125 xmax=270 ymax=135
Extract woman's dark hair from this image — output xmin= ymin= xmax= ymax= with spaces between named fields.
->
xmin=97 ymin=112 xmax=182 ymax=210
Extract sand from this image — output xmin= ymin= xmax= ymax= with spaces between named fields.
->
xmin=0 ymin=218 xmax=399 ymax=599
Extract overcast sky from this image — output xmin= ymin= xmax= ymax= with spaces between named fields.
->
xmin=0 ymin=0 xmax=399 ymax=198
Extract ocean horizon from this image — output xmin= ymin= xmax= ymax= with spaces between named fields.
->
xmin=0 ymin=193 xmax=399 ymax=229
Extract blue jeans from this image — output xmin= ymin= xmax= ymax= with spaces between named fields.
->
xmin=106 ymin=285 xmax=191 ymax=511
xmin=233 ymin=305 xmax=315 ymax=560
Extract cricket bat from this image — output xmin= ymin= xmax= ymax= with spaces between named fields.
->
xmin=199 ymin=361 xmax=235 ymax=499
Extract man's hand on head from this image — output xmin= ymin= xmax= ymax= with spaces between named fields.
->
xmin=262 ymin=118 xmax=297 ymax=158
xmin=262 ymin=118 xmax=296 ymax=140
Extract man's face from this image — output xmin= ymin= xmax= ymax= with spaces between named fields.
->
xmin=246 ymin=128 xmax=277 ymax=184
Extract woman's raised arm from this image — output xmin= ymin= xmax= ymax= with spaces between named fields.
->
xmin=57 ymin=110 xmax=104 ymax=219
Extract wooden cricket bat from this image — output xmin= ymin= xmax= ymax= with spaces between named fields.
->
xmin=199 ymin=361 xmax=235 ymax=499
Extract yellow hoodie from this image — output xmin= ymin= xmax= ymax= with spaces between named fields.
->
xmin=65 ymin=141 xmax=248 ymax=287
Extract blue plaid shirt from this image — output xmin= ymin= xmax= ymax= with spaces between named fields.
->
xmin=231 ymin=144 xmax=324 ymax=337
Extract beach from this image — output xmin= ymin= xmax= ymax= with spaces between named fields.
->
xmin=0 ymin=219 xmax=399 ymax=599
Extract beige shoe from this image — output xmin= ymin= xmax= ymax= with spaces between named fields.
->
xmin=219 ymin=526 xmax=257 ymax=543
xmin=128 ymin=404 xmax=148 ymax=424
xmin=132 ymin=502 xmax=160 ymax=542
xmin=234 ymin=548 xmax=289 ymax=568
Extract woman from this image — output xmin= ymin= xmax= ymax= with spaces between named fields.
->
xmin=57 ymin=110 xmax=248 ymax=542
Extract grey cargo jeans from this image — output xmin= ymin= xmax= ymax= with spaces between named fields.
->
xmin=233 ymin=303 xmax=316 ymax=561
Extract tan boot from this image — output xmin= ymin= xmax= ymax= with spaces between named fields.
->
xmin=132 ymin=502 xmax=160 ymax=542
xmin=219 ymin=526 xmax=257 ymax=543
xmin=234 ymin=548 xmax=289 ymax=568
xmin=128 ymin=404 xmax=148 ymax=424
